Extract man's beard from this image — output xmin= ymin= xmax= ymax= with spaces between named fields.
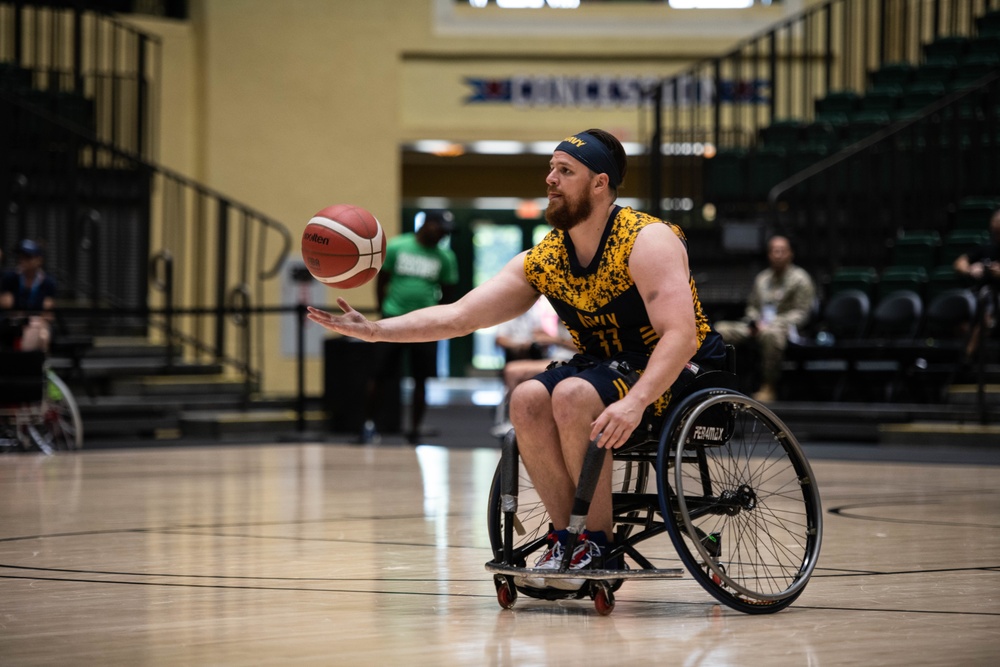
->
xmin=545 ymin=192 xmax=593 ymax=231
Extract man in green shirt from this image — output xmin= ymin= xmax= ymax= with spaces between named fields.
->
xmin=363 ymin=210 xmax=459 ymax=444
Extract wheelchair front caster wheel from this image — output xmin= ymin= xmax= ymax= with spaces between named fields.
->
xmin=494 ymin=574 xmax=517 ymax=609
xmin=592 ymin=581 xmax=615 ymax=616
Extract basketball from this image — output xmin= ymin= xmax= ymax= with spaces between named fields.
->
xmin=301 ymin=204 xmax=386 ymax=289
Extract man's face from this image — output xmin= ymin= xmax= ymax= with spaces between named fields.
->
xmin=417 ymin=220 xmax=449 ymax=247
xmin=767 ymin=237 xmax=793 ymax=271
xmin=545 ymin=151 xmax=594 ymax=231
xmin=990 ymin=211 xmax=1000 ymax=242
xmin=17 ymin=253 xmax=42 ymax=272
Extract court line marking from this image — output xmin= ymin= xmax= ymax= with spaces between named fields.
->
xmin=3 ymin=570 xmax=998 ymax=618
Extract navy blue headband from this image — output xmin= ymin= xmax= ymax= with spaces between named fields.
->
xmin=555 ymin=132 xmax=622 ymax=189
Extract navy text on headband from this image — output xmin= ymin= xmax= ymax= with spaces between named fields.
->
xmin=555 ymin=132 xmax=622 ymax=189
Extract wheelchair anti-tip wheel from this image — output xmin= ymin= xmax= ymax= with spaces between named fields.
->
xmin=658 ymin=390 xmax=822 ymax=614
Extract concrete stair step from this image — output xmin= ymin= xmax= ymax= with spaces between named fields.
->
xmin=75 ymin=394 xmax=314 ymax=442
xmin=178 ymin=408 xmax=328 ymax=438
xmin=111 ymin=374 xmax=247 ymax=396
xmin=946 ymin=383 xmax=1000 ymax=405
xmin=88 ymin=336 xmax=166 ymax=356
xmin=879 ymin=421 xmax=1000 ymax=446
xmin=83 ymin=414 xmax=180 ymax=438
xmin=768 ymin=400 xmax=989 ymax=443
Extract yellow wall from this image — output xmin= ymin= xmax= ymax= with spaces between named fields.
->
xmin=123 ymin=0 xmax=817 ymax=396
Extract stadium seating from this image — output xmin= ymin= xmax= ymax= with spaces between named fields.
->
xmin=827 ymin=266 xmax=878 ymax=298
xmin=878 ymin=265 xmax=929 ymax=302
xmin=890 ymin=230 xmax=941 ymax=267
xmin=955 ymin=196 xmax=999 ymax=230
xmin=942 ymin=229 xmax=990 ymax=264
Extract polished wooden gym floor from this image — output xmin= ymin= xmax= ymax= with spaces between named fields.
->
xmin=2 ymin=440 xmax=998 ymax=666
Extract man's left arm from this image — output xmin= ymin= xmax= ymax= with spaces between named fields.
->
xmin=590 ymin=224 xmax=698 ymax=449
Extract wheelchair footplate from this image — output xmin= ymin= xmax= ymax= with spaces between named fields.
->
xmin=485 ymin=561 xmax=685 ymax=615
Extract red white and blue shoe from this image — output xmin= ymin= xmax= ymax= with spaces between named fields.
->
xmin=514 ymin=531 xmax=604 ymax=591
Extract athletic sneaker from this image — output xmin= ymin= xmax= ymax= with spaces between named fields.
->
xmin=515 ymin=531 xmax=604 ymax=591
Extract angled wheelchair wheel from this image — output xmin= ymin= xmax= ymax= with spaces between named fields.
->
xmin=34 ymin=370 xmax=83 ymax=451
xmin=657 ymin=389 xmax=822 ymax=614
xmin=487 ymin=434 xmax=651 ymax=568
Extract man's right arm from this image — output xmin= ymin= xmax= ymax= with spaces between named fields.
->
xmin=307 ymin=252 xmax=539 ymax=343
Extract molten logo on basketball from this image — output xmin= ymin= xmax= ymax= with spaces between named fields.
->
xmin=303 ymin=231 xmax=330 ymax=246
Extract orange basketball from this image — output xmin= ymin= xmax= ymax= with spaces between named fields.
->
xmin=301 ymin=204 xmax=386 ymax=289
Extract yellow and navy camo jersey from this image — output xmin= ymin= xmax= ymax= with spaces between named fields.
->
xmin=524 ymin=206 xmax=723 ymax=409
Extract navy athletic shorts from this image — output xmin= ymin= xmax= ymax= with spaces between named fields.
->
xmin=532 ymin=354 xmax=712 ymax=409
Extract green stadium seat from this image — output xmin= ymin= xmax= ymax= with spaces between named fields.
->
xmin=816 ymin=90 xmax=860 ymax=115
xmin=900 ymin=81 xmax=947 ymax=115
xmin=747 ymin=145 xmax=788 ymax=200
xmin=870 ymin=62 xmax=915 ymax=88
xmin=759 ymin=119 xmax=804 ymax=150
xmin=844 ymin=110 xmax=890 ymax=144
xmin=861 ymin=84 xmax=903 ymax=113
xmin=891 ymin=230 xmax=940 ymax=267
xmin=802 ymin=119 xmax=842 ymax=145
xmin=0 ymin=62 xmax=32 ymax=92
xmin=912 ymin=55 xmax=959 ymax=86
xmin=828 ymin=266 xmax=878 ymax=298
xmin=923 ymin=36 xmax=970 ymax=60
xmin=952 ymin=52 xmax=1000 ymax=89
xmin=968 ymin=34 xmax=1000 ymax=56
xmin=976 ymin=10 xmax=1000 ymax=35
xmin=813 ymin=110 xmax=850 ymax=128
xmin=942 ymin=229 xmax=991 ymax=264
xmin=955 ymin=196 xmax=1000 ymax=230
xmin=977 ymin=24 xmax=1000 ymax=39
xmin=878 ymin=265 xmax=928 ymax=301
xmin=704 ymin=148 xmax=748 ymax=201
xmin=785 ymin=142 xmax=832 ymax=197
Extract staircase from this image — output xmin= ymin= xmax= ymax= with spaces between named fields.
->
xmin=48 ymin=337 xmax=328 ymax=445
xmin=2 ymin=3 xmax=298 ymax=446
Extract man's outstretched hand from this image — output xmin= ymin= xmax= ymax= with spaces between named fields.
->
xmin=306 ymin=299 xmax=378 ymax=341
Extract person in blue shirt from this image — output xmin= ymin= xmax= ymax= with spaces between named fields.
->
xmin=0 ymin=240 xmax=57 ymax=352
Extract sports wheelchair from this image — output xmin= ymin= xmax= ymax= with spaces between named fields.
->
xmin=0 ymin=350 xmax=83 ymax=454
xmin=485 ymin=360 xmax=823 ymax=615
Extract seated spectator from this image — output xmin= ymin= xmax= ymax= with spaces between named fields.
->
xmin=0 ymin=240 xmax=56 ymax=352
xmin=953 ymin=207 xmax=1000 ymax=357
xmin=713 ymin=235 xmax=816 ymax=402
xmin=495 ymin=297 xmax=576 ymax=392
xmin=953 ymin=207 xmax=1000 ymax=288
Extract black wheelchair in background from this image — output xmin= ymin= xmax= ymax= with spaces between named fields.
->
xmin=485 ymin=355 xmax=823 ymax=615
xmin=0 ymin=349 xmax=83 ymax=454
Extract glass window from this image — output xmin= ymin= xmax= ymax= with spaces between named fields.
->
xmin=471 ymin=220 xmax=526 ymax=370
